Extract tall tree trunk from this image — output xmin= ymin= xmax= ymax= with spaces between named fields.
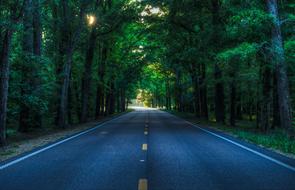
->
xmin=236 ymin=90 xmax=242 ymax=120
xmin=32 ymin=0 xmax=42 ymax=128
xmin=260 ymin=64 xmax=271 ymax=132
xmin=109 ymin=81 xmax=115 ymax=114
xmin=120 ymin=89 xmax=126 ymax=112
xmin=58 ymin=50 xmax=73 ymax=128
xmin=211 ymin=0 xmax=225 ymax=123
xmin=175 ymin=70 xmax=182 ymax=112
xmin=190 ymin=66 xmax=200 ymax=117
xmin=57 ymin=1 xmax=85 ymax=128
xmin=19 ymin=0 xmax=34 ymax=132
xmin=230 ymin=71 xmax=236 ymax=127
xmin=199 ymin=63 xmax=208 ymax=119
xmin=272 ymin=73 xmax=280 ymax=128
xmin=73 ymin=80 xmax=81 ymax=121
xmin=95 ymin=43 xmax=107 ymax=118
xmin=105 ymin=85 xmax=110 ymax=116
xmin=68 ymin=77 xmax=73 ymax=125
xmin=266 ymin=0 xmax=294 ymax=137
xmin=95 ymin=85 xmax=103 ymax=118
xmin=0 ymin=30 xmax=13 ymax=145
xmin=81 ymin=30 xmax=97 ymax=122
xmin=116 ymin=89 xmax=120 ymax=112
xmin=33 ymin=0 xmax=41 ymax=56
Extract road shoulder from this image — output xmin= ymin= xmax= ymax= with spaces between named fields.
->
xmin=0 ymin=111 xmax=132 ymax=163
xmin=165 ymin=110 xmax=295 ymax=169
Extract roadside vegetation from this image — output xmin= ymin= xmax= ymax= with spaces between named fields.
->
xmin=168 ymin=111 xmax=295 ymax=156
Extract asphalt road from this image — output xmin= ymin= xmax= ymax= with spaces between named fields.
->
xmin=1 ymin=108 xmax=295 ymax=190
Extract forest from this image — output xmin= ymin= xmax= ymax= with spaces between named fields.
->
xmin=0 ymin=0 xmax=294 ymax=147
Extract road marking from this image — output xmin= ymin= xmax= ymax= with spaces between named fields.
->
xmin=144 ymin=131 xmax=148 ymax=135
xmin=142 ymin=143 xmax=148 ymax=151
xmin=182 ymin=120 xmax=295 ymax=172
xmin=138 ymin=179 xmax=148 ymax=190
xmin=0 ymin=113 xmax=128 ymax=170
xmin=100 ymin=131 xmax=108 ymax=135
xmin=140 ymin=159 xmax=145 ymax=162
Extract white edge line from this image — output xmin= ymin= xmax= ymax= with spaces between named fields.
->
xmin=186 ymin=120 xmax=295 ymax=172
xmin=0 ymin=114 xmax=126 ymax=170
xmin=165 ymin=111 xmax=295 ymax=172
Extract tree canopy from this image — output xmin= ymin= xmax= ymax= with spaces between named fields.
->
xmin=0 ymin=0 xmax=294 ymax=145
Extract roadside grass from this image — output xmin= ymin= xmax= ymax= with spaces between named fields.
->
xmin=167 ymin=110 xmax=295 ymax=157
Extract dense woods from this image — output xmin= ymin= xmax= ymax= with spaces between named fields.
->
xmin=0 ymin=0 xmax=294 ymax=145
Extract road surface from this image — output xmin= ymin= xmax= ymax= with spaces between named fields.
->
xmin=1 ymin=108 xmax=295 ymax=190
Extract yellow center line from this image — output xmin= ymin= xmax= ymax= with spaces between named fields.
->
xmin=138 ymin=179 xmax=148 ymax=190
xmin=142 ymin=143 xmax=148 ymax=151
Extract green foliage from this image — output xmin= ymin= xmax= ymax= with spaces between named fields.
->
xmin=1 ymin=0 xmax=295 ymax=146
xmin=170 ymin=111 xmax=295 ymax=155
xmin=226 ymin=9 xmax=272 ymax=41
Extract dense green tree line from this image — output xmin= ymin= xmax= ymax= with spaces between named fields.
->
xmin=137 ymin=0 xmax=294 ymax=137
xmin=0 ymin=0 xmax=148 ymax=145
xmin=0 ymin=0 xmax=294 ymax=145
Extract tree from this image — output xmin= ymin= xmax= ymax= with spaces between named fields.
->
xmin=0 ymin=1 xmax=23 ymax=145
xmin=266 ymin=0 xmax=293 ymax=137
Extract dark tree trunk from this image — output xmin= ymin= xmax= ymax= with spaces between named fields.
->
xmin=58 ymin=50 xmax=73 ymax=128
xmin=230 ymin=72 xmax=236 ymax=127
xmin=95 ymin=43 xmax=107 ymax=118
xmin=266 ymin=0 xmax=294 ymax=137
xmin=95 ymin=85 xmax=103 ymax=118
xmin=175 ymin=70 xmax=182 ymax=112
xmin=247 ymin=84 xmax=254 ymax=121
xmin=272 ymin=73 xmax=280 ymax=128
xmin=258 ymin=45 xmax=272 ymax=132
xmin=105 ymin=86 xmax=110 ymax=116
xmin=211 ymin=0 xmax=225 ymax=123
xmin=33 ymin=0 xmax=42 ymax=56
xmin=260 ymin=63 xmax=271 ymax=132
xmin=116 ymin=90 xmax=120 ymax=112
xmin=109 ymin=81 xmax=115 ymax=115
xmin=214 ymin=64 xmax=225 ymax=123
xmin=100 ymin=89 xmax=105 ymax=115
xmin=0 ymin=30 xmax=13 ymax=145
xmin=73 ymin=80 xmax=81 ymax=121
xmin=32 ymin=0 xmax=42 ymax=128
xmin=56 ymin=0 xmax=71 ymax=128
xmin=81 ymin=30 xmax=97 ymax=122
xmin=199 ymin=63 xmax=208 ymax=120
xmin=68 ymin=78 xmax=73 ymax=124
xmin=165 ymin=80 xmax=171 ymax=110
xmin=120 ymin=89 xmax=126 ymax=112
xmin=256 ymin=83 xmax=261 ymax=129
xmin=190 ymin=68 xmax=200 ymax=117
xmin=57 ymin=1 xmax=85 ymax=128
xmin=19 ymin=0 xmax=34 ymax=132
xmin=236 ymin=89 xmax=242 ymax=120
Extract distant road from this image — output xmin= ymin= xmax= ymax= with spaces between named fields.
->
xmin=1 ymin=108 xmax=295 ymax=190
